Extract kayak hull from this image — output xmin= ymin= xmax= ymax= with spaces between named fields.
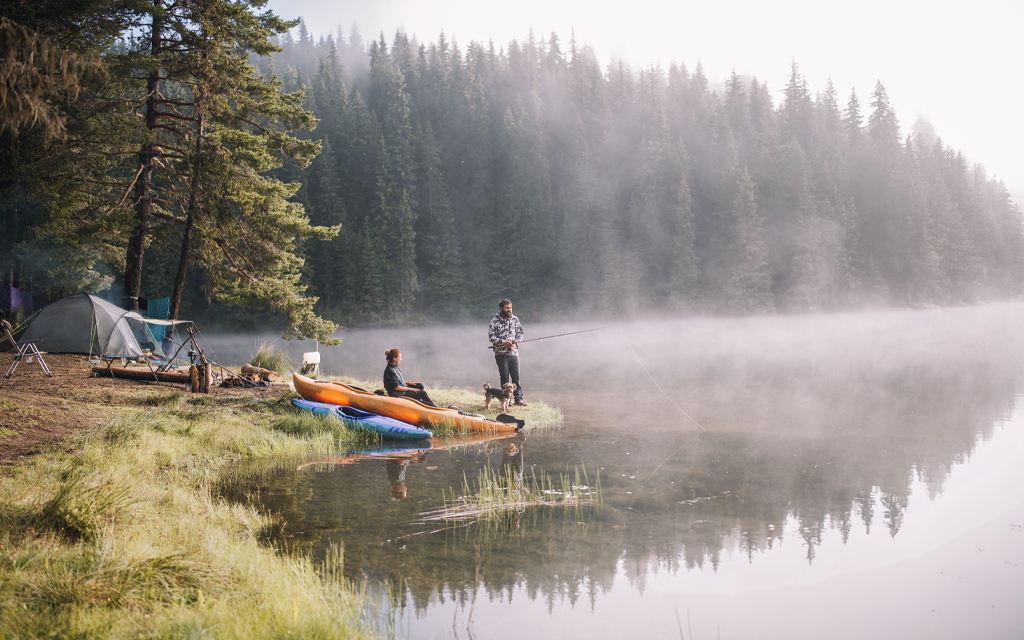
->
xmin=291 ymin=372 xmax=519 ymax=433
xmin=292 ymin=398 xmax=433 ymax=440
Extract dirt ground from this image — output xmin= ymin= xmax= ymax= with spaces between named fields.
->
xmin=0 ymin=353 xmax=281 ymax=466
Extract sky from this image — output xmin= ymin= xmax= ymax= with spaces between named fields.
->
xmin=265 ymin=0 xmax=1024 ymax=203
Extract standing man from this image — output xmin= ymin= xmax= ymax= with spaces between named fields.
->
xmin=488 ymin=299 xmax=527 ymax=406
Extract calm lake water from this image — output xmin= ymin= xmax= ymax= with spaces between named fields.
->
xmin=211 ymin=304 xmax=1024 ymax=639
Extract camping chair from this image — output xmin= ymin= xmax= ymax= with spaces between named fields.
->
xmin=2 ymin=319 xmax=52 ymax=378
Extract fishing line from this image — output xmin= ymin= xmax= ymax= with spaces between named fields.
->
xmin=487 ymin=325 xmax=620 ymax=349
xmin=618 ymin=326 xmax=705 ymax=432
xmin=617 ymin=326 xmax=706 ymax=511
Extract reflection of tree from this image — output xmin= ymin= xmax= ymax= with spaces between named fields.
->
xmin=800 ymin=519 xmax=824 ymax=565
xmin=882 ymin=492 xmax=907 ymax=538
xmin=855 ymin=489 xmax=875 ymax=535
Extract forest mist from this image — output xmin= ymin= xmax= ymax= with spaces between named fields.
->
xmin=206 ymin=299 xmax=1024 ymax=442
xmin=172 ymin=21 xmax=1022 ymax=328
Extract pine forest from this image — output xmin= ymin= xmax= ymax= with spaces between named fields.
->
xmin=3 ymin=1 xmax=1022 ymax=335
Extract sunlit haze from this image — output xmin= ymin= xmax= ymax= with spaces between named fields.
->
xmin=266 ymin=0 xmax=1024 ymax=202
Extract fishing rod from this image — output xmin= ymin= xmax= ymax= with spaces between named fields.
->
xmin=487 ymin=325 xmax=619 ymax=349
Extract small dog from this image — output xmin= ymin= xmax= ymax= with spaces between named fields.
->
xmin=482 ymin=382 xmax=516 ymax=412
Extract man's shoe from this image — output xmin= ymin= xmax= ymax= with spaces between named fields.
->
xmin=514 ymin=400 xmax=528 ymax=407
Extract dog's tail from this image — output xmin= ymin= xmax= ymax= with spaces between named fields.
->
xmin=482 ymin=382 xmax=491 ymax=391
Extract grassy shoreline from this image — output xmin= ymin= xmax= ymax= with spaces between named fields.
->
xmin=0 ymin=370 xmax=560 ymax=638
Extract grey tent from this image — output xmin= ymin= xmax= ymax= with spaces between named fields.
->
xmin=19 ymin=293 xmax=188 ymax=358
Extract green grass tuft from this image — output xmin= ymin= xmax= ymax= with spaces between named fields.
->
xmin=272 ymin=408 xmax=379 ymax=444
xmin=250 ymin=339 xmax=292 ymax=374
xmin=35 ymin=472 xmax=134 ymax=541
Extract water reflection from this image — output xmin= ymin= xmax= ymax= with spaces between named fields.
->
xmin=215 ymin=305 xmax=1024 ymax=637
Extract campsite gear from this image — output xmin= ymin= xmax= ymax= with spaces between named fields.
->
xmin=92 ymin=365 xmax=191 ymax=384
xmin=222 ymin=376 xmax=271 ymax=388
xmin=487 ymin=325 xmax=619 ymax=349
xmin=143 ymin=296 xmax=170 ymax=342
xmin=182 ymin=326 xmax=215 ymax=393
xmin=2 ymin=319 xmax=52 ymax=378
xmin=301 ymin=351 xmax=320 ymax=376
xmin=292 ymin=373 xmax=520 ymax=433
xmin=0 ymin=286 xmax=32 ymax=313
xmin=292 ymin=399 xmax=433 ymax=440
xmin=495 ymin=413 xmax=526 ymax=429
xmin=17 ymin=293 xmax=187 ymax=359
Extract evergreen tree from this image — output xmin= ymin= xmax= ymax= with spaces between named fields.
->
xmin=780 ymin=61 xmax=813 ymax=149
xmin=369 ymin=57 xmax=418 ymax=315
xmin=667 ymin=143 xmax=699 ymax=307
xmin=355 ymin=221 xmax=385 ymax=321
xmin=725 ymin=170 xmax=773 ymax=313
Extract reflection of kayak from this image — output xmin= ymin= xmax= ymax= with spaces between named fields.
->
xmin=429 ymin=431 xmax=521 ymax=451
xmin=338 ymin=441 xmax=434 ymax=455
xmin=296 ymin=440 xmax=432 ymax=470
xmin=296 ymin=432 xmax=519 ymax=470
xmin=292 ymin=398 xmax=433 ymax=440
xmin=292 ymin=373 xmax=519 ymax=433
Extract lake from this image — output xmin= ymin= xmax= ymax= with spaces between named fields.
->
xmin=210 ymin=303 xmax=1024 ymax=639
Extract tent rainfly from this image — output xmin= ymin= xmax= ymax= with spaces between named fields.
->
xmin=18 ymin=293 xmax=189 ymax=359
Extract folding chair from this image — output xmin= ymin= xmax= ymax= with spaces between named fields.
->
xmin=2 ymin=319 xmax=52 ymax=378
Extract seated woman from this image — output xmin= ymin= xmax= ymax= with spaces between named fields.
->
xmin=383 ymin=348 xmax=437 ymax=407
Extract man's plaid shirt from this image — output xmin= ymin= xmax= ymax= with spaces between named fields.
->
xmin=488 ymin=312 xmax=524 ymax=356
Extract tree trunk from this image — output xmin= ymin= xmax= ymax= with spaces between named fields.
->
xmin=122 ymin=1 xmax=163 ymax=311
xmin=169 ymin=111 xmax=203 ymax=320
xmin=93 ymin=365 xmax=192 ymax=384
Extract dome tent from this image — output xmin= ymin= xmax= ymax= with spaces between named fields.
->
xmin=19 ymin=293 xmax=185 ymax=359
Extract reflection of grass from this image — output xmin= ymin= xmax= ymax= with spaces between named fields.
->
xmin=420 ymin=466 xmax=600 ymax=524
xmin=306 ymin=374 xmax=563 ymax=431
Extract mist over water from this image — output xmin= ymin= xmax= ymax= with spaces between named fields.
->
xmin=212 ymin=303 xmax=1024 ymax=639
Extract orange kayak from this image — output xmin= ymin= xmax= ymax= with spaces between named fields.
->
xmin=291 ymin=373 xmax=519 ymax=433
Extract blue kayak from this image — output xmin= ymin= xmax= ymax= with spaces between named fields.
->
xmin=292 ymin=398 xmax=433 ymax=440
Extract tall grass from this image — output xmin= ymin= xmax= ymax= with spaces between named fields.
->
xmin=419 ymin=465 xmax=600 ymax=525
xmin=250 ymin=338 xmax=292 ymax=373
xmin=0 ymin=388 xmax=381 ymax=639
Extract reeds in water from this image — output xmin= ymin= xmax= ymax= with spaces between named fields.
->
xmin=419 ymin=465 xmax=600 ymax=524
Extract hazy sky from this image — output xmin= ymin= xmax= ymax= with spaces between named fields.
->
xmin=266 ymin=0 xmax=1023 ymax=202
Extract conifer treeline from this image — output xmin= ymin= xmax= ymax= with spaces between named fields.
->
xmin=261 ymin=26 xmax=1024 ymax=323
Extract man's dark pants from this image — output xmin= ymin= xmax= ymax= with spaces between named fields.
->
xmin=494 ymin=354 xmax=523 ymax=403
